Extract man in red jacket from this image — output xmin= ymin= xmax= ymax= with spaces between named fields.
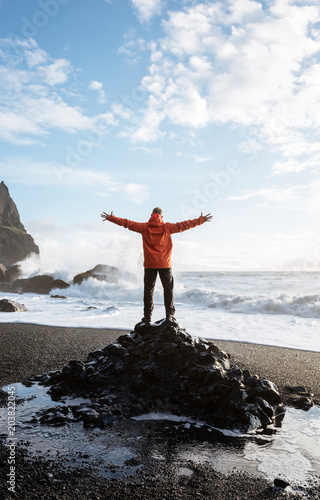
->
xmin=101 ymin=207 xmax=212 ymax=324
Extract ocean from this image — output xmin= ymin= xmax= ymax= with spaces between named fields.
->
xmin=1 ymin=270 xmax=319 ymax=352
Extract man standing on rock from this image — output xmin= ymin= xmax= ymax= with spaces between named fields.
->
xmin=101 ymin=208 xmax=212 ymax=324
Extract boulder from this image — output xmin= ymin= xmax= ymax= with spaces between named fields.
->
xmin=0 ymin=298 xmax=28 ymax=312
xmin=0 ymin=182 xmax=39 ymax=266
xmin=12 ymin=275 xmax=70 ymax=294
xmin=28 ymin=321 xmax=286 ymax=433
xmin=285 ymin=385 xmax=314 ymax=410
xmin=50 ymin=279 xmax=70 ymax=293
xmin=73 ymin=264 xmax=122 ymax=285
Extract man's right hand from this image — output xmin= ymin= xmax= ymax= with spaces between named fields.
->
xmin=101 ymin=211 xmax=113 ymax=221
xmin=201 ymin=212 xmax=212 ymax=222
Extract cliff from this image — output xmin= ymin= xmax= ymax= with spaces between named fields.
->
xmin=0 ymin=182 xmax=39 ymax=267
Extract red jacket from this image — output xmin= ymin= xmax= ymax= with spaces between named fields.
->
xmin=108 ymin=213 xmax=205 ymax=268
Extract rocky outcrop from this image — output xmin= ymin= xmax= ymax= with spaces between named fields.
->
xmin=73 ymin=264 xmax=131 ymax=285
xmin=27 ymin=321 xmax=286 ymax=433
xmin=0 ymin=181 xmax=39 ymax=266
xmin=0 ymin=298 xmax=28 ymax=312
xmin=0 ymin=182 xmax=25 ymax=230
xmin=11 ymin=275 xmax=70 ymax=294
xmin=0 ymin=264 xmax=21 ymax=290
xmin=0 ymin=262 xmax=129 ymax=295
xmin=0 ymin=269 xmax=69 ymax=294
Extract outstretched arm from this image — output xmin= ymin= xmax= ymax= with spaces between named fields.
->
xmin=167 ymin=212 xmax=213 ymax=234
xmin=101 ymin=211 xmax=147 ymax=233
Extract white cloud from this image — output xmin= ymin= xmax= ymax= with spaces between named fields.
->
xmin=0 ymin=159 xmax=150 ymax=205
xmin=125 ymin=183 xmax=150 ymax=204
xmin=89 ymin=81 xmax=103 ymax=90
xmin=0 ymin=37 xmax=114 ymax=143
xmin=130 ymin=145 xmax=163 ymax=155
xmin=130 ymin=0 xmax=320 ymax=171
xmin=228 ymin=178 xmax=320 ymax=210
xmin=131 ymin=0 xmax=163 ymax=22
xmin=3 ymin=1 xmax=320 ymax=186
xmin=130 ymin=106 xmax=166 ymax=142
xmin=40 ymin=58 xmax=71 ymax=85
xmin=118 ymin=30 xmax=147 ymax=63
xmin=176 ymin=151 xmax=213 ymax=164
xmin=88 ymin=80 xmax=107 ymax=104
xmin=272 ymin=155 xmax=320 ymax=175
xmin=24 ymin=46 xmax=48 ymax=67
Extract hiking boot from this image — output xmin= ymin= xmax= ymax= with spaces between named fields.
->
xmin=166 ymin=315 xmax=177 ymax=323
xmin=141 ymin=317 xmax=151 ymax=325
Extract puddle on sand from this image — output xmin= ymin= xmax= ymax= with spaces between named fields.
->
xmin=0 ymin=382 xmax=320 ymax=488
xmin=0 ymin=383 xmax=137 ymax=478
xmin=173 ymin=406 xmax=320 ymax=485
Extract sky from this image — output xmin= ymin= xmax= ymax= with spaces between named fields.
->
xmin=1 ymin=0 xmax=320 ymax=274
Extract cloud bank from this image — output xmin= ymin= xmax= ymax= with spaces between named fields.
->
xmin=131 ymin=0 xmax=320 ymax=175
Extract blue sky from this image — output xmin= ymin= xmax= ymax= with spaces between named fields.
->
xmin=1 ymin=0 xmax=320 ymax=273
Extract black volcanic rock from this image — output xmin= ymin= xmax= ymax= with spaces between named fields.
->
xmin=0 ymin=298 xmax=28 ymax=312
xmin=0 ymin=181 xmax=25 ymax=230
xmin=0 ymin=181 xmax=39 ymax=267
xmin=27 ymin=321 xmax=286 ymax=433
xmin=73 ymin=264 xmax=120 ymax=285
xmin=73 ymin=264 xmax=137 ymax=285
xmin=12 ymin=275 xmax=70 ymax=294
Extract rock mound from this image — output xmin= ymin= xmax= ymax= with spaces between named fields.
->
xmin=0 ymin=182 xmax=39 ymax=266
xmin=28 ymin=321 xmax=286 ymax=433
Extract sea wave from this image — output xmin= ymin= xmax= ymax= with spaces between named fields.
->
xmin=181 ymin=288 xmax=320 ymax=319
xmin=51 ymin=276 xmax=320 ymax=320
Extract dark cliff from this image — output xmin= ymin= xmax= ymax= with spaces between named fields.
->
xmin=0 ymin=181 xmax=39 ymax=267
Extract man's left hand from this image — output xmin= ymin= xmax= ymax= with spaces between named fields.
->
xmin=201 ymin=212 xmax=213 ymax=222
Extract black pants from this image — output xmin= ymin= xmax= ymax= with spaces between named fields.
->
xmin=143 ymin=268 xmax=175 ymax=321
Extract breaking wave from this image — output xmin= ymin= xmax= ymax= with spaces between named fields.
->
xmin=53 ymin=275 xmax=320 ymax=320
xmin=181 ymin=288 xmax=320 ymax=319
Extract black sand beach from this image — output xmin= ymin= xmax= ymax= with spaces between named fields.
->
xmin=1 ymin=322 xmax=319 ymax=499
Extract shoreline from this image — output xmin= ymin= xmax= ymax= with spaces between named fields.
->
xmin=2 ymin=319 xmax=320 ymax=352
